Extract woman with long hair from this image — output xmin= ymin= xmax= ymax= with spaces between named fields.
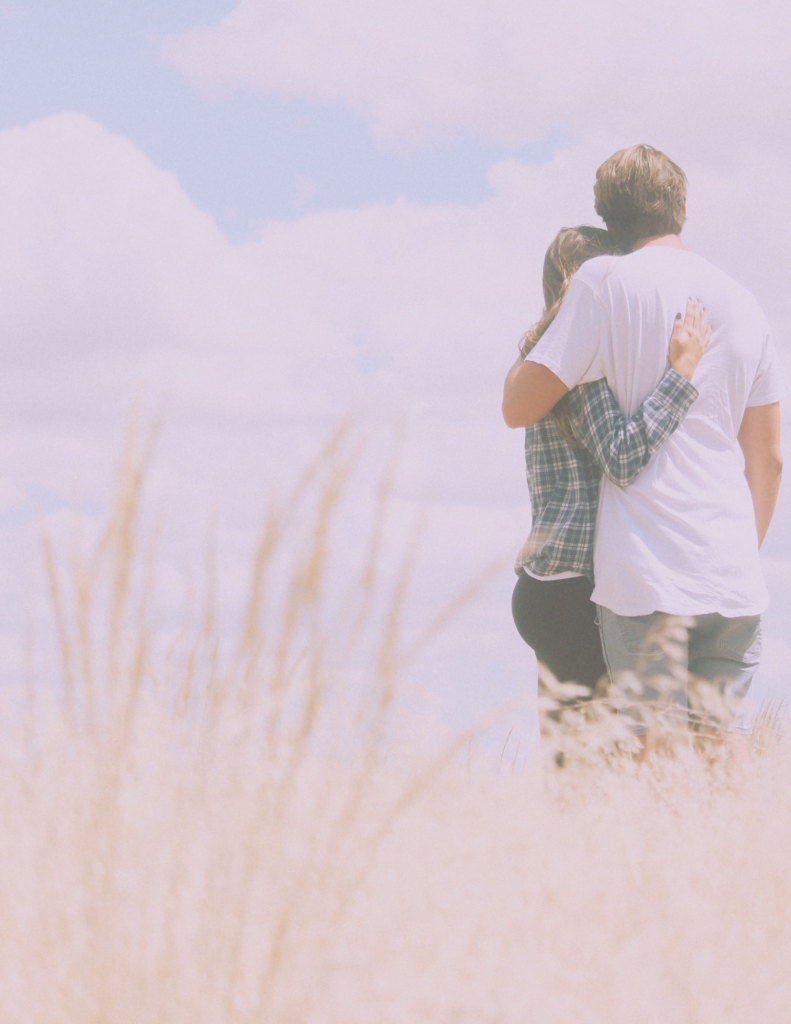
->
xmin=509 ymin=225 xmax=710 ymax=704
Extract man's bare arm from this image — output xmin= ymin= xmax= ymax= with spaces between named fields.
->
xmin=738 ymin=402 xmax=783 ymax=546
xmin=502 ymin=354 xmax=570 ymax=428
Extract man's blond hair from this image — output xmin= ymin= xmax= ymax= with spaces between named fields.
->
xmin=594 ymin=144 xmax=687 ymax=246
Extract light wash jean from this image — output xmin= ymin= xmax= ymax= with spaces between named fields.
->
xmin=597 ymin=607 xmax=761 ymax=735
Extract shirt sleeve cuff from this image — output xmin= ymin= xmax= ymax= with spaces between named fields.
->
xmin=654 ymin=367 xmax=698 ymax=411
xmin=746 ymin=391 xmax=783 ymax=408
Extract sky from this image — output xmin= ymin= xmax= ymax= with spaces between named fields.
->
xmin=1 ymin=0 xmax=790 ymax=740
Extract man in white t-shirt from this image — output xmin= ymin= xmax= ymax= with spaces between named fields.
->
xmin=502 ymin=144 xmax=783 ymax=758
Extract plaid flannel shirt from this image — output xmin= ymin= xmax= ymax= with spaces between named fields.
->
xmin=516 ymin=368 xmax=698 ymax=583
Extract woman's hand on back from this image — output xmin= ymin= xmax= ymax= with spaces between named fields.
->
xmin=669 ymin=298 xmax=711 ymax=382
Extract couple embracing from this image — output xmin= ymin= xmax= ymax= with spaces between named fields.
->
xmin=503 ymin=144 xmax=783 ymax=762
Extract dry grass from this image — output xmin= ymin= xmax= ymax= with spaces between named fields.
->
xmin=1 ymin=422 xmax=790 ymax=1022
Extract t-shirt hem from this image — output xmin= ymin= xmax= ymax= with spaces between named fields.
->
xmin=591 ymin=593 xmax=769 ymax=618
xmin=745 ymin=390 xmax=783 ymax=408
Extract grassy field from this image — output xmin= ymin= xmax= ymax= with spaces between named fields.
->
xmin=2 ymin=424 xmax=789 ymax=1023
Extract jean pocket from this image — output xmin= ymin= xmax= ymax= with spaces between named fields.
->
xmin=717 ymin=616 xmax=762 ymax=663
xmin=616 ymin=613 xmax=667 ymax=655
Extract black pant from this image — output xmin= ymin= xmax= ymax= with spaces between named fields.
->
xmin=511 ymin=570 xmax=607 ymax=693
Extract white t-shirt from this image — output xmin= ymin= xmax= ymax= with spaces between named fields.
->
xmin=527 ymin=245 xmax=783 ymax=617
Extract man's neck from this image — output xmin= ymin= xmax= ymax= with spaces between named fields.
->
xmin=630 ymin=232 xmax=688 ymax=252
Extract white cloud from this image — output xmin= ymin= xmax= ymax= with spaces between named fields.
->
xmin=160 ymin=0 xmax=791 ymax=163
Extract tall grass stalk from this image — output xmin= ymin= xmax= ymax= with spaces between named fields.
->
xmin=2 ymin=424 xmax=791 ymax=1022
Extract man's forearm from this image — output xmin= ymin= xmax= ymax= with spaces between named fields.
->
xmin=745 ymin=459 xmax=783 ymax=546
xmin=738 ymin=403 xmax=783 ymax=547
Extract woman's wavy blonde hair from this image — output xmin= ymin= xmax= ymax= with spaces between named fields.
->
xmin=520 ymin=225 xmax=623 ymax=444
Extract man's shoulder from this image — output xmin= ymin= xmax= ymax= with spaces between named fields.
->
xmin=682 ymin=249 xmax=762 ymax=301
xmin=685 ymin=253 xmax=770 ymax=330
xmin=577 ymin=247 xmax=766 ymax=319
xmin=628 ymin=247 xmax=757 ymax=295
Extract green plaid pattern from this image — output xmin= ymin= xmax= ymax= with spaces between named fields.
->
xmin=516 ymin=368 xmax=698 ymax=582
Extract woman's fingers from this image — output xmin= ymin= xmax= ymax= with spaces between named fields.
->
xmin=697 ymin=305 xmax=708 ymax=343
xmin=671 ymin=298 xmax=711 ymax=371
xmin=692 ymin=299 xmax=703 ymax=336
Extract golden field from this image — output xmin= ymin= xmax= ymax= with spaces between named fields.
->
xmin=1 ymin=423 xmax=789 ymax=1023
